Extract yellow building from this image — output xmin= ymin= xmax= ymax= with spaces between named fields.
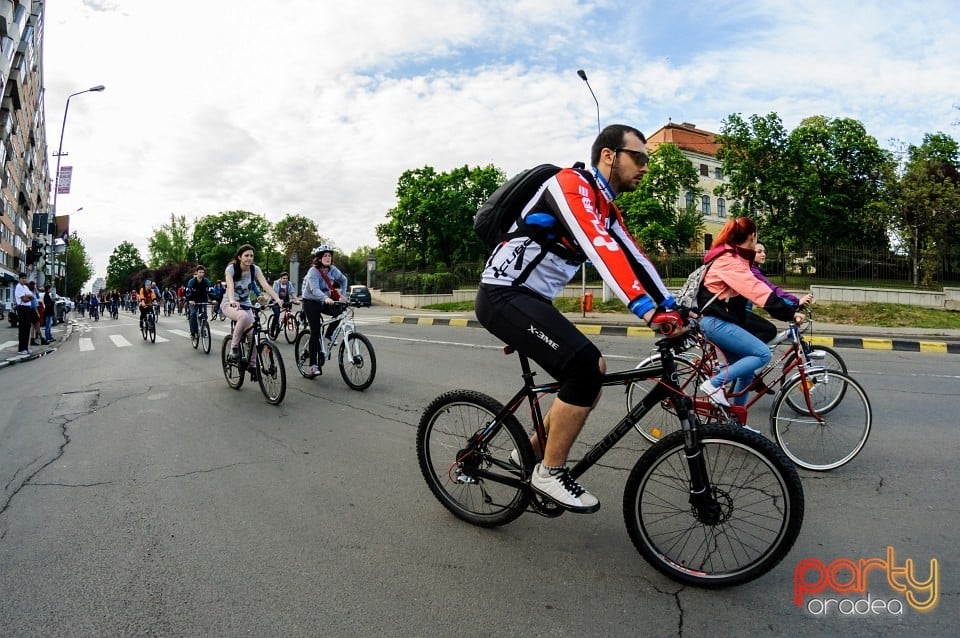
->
xmin=646 ymin=122 xmax=735 ymax=250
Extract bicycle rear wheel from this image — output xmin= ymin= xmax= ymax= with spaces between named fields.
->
xmin=623 ymin=424 xmax=804 ymax=587
xmin=770 ymin=370 xmax=871 ymax=471
xmin=293 ymin=328 xmax=314 ymax=378
xmin=417 ymin=390 xmax=533 ymax=527
xmin=339 ymin=332 xmax=376 ymax=391
xmin=625 ymin=353 xmax=703 ymax=443
xmin=221 ymin=336 xmax=244 ymax=389
xmin=200 ymin=320 xmax=211 ymax=354
xmin=141 ymin=319 xmax=147 ymax=340
xmin=256 ymin=341 xmax=286 ymax=405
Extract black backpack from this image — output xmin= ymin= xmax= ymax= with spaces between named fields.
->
xmin=474 ymin=164 xmax=568 ymax=249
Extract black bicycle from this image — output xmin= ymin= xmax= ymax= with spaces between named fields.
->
xmin=416 ymin=328 xmax=805 ymax=588
xmin=140 ymin=305 xmax=156 ymax=343
xmin=220 ymin=303 xmax=286 ymax=405
xmin=189 ymin=302 xmax=212 ymax=354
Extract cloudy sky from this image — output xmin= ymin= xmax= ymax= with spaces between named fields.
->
xmin=42 ymin=0 xmax=960 ymax=281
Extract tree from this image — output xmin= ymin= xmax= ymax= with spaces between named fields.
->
xmin=787 ymin=116 xmax=894 ymax=248
xmin=271 ymin=214 xmax=322 ymax=282
xmin=147 ymin=213 xmax=191 ymax=267
xmin=106 ymin=241 xmax=147 ymax=291
xmin=63 ymin=232 xmax=94 ymax=297
xmin=190 ymin=211 xmax=273 ymax=280
xmin=618 ymin=142 xmax=704 ymax=253
xmin=892 ymin=133 xmax=960 ymax=286
xmin=376 ymin=165 xmax=503 ymax=270
xmin=715 ymin=113 xmax=797 ymax=253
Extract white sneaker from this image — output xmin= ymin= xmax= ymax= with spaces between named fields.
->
xmin=530 ymin=463 xmax=600 ymax=513
xmin=699 ymin=379 xmax=730 ymax=407
xmin=741 ymin=423 xmax=763 ymax=435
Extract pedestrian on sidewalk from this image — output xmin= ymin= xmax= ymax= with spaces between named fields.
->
xmin=43 ymin=284 xmax=55 ymax=343
xmin=14 ymin=273 xmax=34 ymax=354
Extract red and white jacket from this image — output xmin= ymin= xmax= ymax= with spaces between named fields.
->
xmin=480 ymin=167 xmax=673 ymax=317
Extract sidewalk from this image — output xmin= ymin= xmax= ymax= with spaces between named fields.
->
xmin=390 ymin=310 xmax=960 ymax=355
xmin=0 ymin=314 xmax=76 ymax=369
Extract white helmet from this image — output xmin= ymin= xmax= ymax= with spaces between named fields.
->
xmin=313 ymin=244 xmax=334 ymax=258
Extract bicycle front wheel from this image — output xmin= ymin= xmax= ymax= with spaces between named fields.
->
xmin=256 ymin=341 xmax=286 ymax=405
xmin=266 ymin=314 xmax=280 ymax=340
xmin=339 ymin=332 xmax=376 ymax=391
xmin=221 ymin=336 xmax=244 ymax=389
xmin=770 ymin=370 xmax=871 ymax=471
xmin=417 ymin=390 xmax=533 ymax=528
xmin=284 ymin=314 xmax=298 ymax=344
xmin=148 ymin=317 xmax=156 ymax=343
xmin=623 ymin=424 xmax=804 ymax=588
xmin=625 ymin=353 xmax=703 ymax=443
xmin=200 ymin=320 xmax=211 ymax=354
xmin=782 ymin=345 xmax=848 ymax=414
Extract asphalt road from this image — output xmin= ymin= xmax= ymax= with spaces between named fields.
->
xmin=0 ymin=306 xmax=956 ymax=637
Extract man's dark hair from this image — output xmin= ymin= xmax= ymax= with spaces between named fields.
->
xmin=591 ymin=124 xmax=646 ymax=166
xmin=280 ymin=271 xmax=289 ymax=278
xmin=18 ymin=272 xmax=26 ymax=278
xmin=195 ymin=265 xmax=206 ymax=272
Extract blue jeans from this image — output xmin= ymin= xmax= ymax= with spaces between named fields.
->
xmin=700 ymin=315 xmax=771 ymax=406
xmin=44 ymin=315 xmax=53 ymax=341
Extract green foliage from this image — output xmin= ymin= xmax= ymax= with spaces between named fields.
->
xmin=271 ymin=214 xmax=322 ymax=281
xmin=338 ymin=246 xmax=376 ymax=287
xmin=376 ymin=164 xmax=504 ymax=270
xmin=716 ymin=113 xmax=895 ymax=252
xmin=148 ymin=213 xmax=191 ymax=267
xmin=106 ymin=241 xmax=147 ymax=291
xmin=618 ymin=143 xmax=704 ymax=253
xmin=191 ymin=210 xmax=273 ymax=280
xmin=63 ymin=232 xmax=94 ymax=298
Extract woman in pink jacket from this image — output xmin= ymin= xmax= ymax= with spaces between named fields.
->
xmin=697 ymin=217 xmax=805 ymax=407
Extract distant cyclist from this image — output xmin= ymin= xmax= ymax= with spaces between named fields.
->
xmin=138 ymin=279 xmax=159 ymax=328
xmin=271 ymin=271 xmax=297 ymax=323
xmin=184 ymin=265 xmax=213 ymax=339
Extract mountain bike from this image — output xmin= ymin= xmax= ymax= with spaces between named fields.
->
xmin=140 ymin=305 xmax=157 ymax=343
xmin=267 ymin=300 xmax=300 ymax=343
xmin=416 ymin=328 xmax=804 ymax=587
xmin=626 ymin=320 xmax=870 ymax=471
xmin=293 ymin=301 xmax=376 ymax=390
xmin=220 ymin=303 xmax=286 ymax=405
xmin=189 ymin=301 xmax=212 ymax=354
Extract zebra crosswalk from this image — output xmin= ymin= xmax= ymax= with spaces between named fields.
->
xmin=64 ymin=315 xmax=391 ymax=352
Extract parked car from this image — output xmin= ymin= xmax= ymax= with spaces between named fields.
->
xmin=347 ymin=285 xmax=372 ymax=307
xmin=55 ymin=298 xmax=74 ymax=324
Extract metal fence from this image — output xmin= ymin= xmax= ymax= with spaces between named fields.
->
xmin=374 ymin=247 xmax=960 ymax=294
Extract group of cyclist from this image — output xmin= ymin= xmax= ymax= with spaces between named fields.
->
xmin=476 ymin=123 xmax=816 ymax=514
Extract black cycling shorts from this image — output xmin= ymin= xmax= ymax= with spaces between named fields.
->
xmin=476 ymin=284 xmax=595 ymax=383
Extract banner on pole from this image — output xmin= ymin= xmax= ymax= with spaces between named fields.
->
xmin=57 ymin=166 xmax=73 ymax=194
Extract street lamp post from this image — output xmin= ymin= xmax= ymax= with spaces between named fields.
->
xmin=49 ymin=85 xmax=104 ymax=291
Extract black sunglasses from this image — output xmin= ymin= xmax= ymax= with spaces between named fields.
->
xmin=615 ymin=147 xmax=649 ymax=167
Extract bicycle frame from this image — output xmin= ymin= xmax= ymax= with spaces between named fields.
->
xmin=320 ymin=305 xmax=360 ymax=358
xmin=466 ymin=339 xmax=717 ymax=517
xmin=686 ymin=322 xmax=827 ymax=423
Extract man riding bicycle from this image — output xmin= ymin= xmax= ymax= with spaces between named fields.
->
xmin=475 ymin=124 xmax=684 ymax=513
xmin=184 ymin=265 xmax=213 ymax=338
xmin=139 ymin=279 xmax=159 ymax=328
xmin=271 ymin=271 xmax=297 ymax=324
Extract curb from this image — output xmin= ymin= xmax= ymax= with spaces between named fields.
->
xmin=389 ymin=316 xmax=960 ymax=355
xmin=0 ymin=321 xmax=76 ymax=369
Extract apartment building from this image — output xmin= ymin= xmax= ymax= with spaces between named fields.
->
xmin=646 ymin=121 xmax=734 ymax=250
xmin=0 ymin=0 xmax=49 ymax=309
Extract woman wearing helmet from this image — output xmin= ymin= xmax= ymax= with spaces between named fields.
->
xmin=300 ymin=244 xmax=348 ymax=377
